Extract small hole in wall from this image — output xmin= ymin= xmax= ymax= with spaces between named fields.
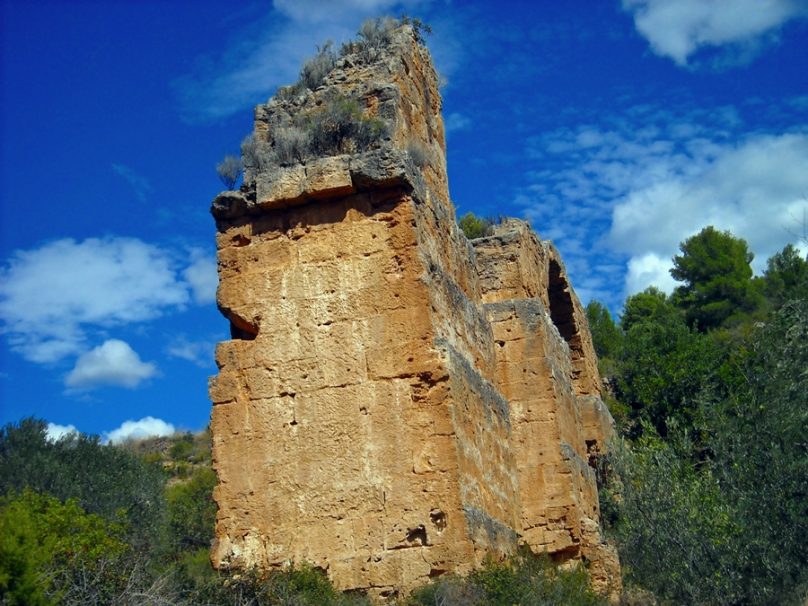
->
xmin=289 ymin=420 xmax=298 ymax=427
xmin=429 ymin=568 xmax=447 ymax=578
xmin=230 ymin=320 xmax=258 ymax=340
xmin=231 ymin=233 xmax=251 ymax=247
xmin=406 ymin=525 xmax=428 ymax=545
xmin=429 ymin=509 xmax=447 ymax=531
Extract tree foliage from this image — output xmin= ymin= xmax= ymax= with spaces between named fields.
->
xmin=0 ymin=419 xmax=167 ymax=553
xmin=0 ymin=490 xmax=130 ymax=605
xmin=595 ymin=227 xmax=807 ymax=602
xmin=670 ymin=226 xmax=763 ymax=330
xmin=585 ymin=300 xmax=622 ymax=361
xmin=761 ymin=243 xmax=808 ymax=309
xmin=615 ymin=309 xmax=721 ymax=437
xmin=165 ymin=466 xmax=217 ymax=552
xmin=620 ymin=286 xmax=679 ymax=332
xmin=409 ymin=549 xmax=606 ymax=606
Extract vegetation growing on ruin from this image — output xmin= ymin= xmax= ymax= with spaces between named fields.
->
xmin=457 ymin=212 xmax=495 ymax=239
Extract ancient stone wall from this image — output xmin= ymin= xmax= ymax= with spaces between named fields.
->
xmin=209 ymin=24 xmax=619 ymax=599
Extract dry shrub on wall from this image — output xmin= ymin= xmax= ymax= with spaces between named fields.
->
xmin=241 ymin=134 xmax=274 ymax=172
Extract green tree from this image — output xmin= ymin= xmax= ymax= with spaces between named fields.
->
xmin=762 ymin=243 xmax=808 ymax=309
xmin=0 ymin=419 xmax=167 ymax=554
xmin=608 ymin=435 xmax=742 ymax=605
xmin=703 ymin=297 xmax=808 ymax=603
xmin=670 ymin=226 xmax=762 ymax=330
xmin=0 ymin=490 xmax=129 ymax=605
xmin=609 ymin=296 xmax=808 ymax=605
xmin=585 ymin=300 xmax=622 ymax=360
xmin=615 ymin=311 xmax=721 ymax=437
xmin=620 ymin=286 xmax=679 ymax=332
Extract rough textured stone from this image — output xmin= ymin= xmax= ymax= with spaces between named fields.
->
xmin=209 ymin=24 xmax=620 ymax=600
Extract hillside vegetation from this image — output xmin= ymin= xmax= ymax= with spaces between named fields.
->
xmin=586 ymin=227 xmax=808 ymax=605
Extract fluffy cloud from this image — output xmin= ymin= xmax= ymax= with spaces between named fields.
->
xmin=183 ymin=250 xmax=218 ymax=304
xmin=65 ymin=339 xmax=157 ymax=390
xmin=623 ymin=0 xmax=808 ymax=66
xmin=46 ymin=422 xmax=78 ymax=441
xmin=175 ymin=0 xmax=435 ymax=121
xmin=0 ymin=237 xmax=214 ymax=364
xmin=104 ymin=416 xmax=176 ymax=444
xmin=611 ymin=133 xmax=808 ymax=286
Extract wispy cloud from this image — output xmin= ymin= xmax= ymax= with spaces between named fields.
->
xmin=174 ymin=0 xmax=437 ymax=122
xmin=111 ymin=163 xmax=152 ymax=202
xmin=166 ymin=335 xmax=216 ymax=368
xmin=622 ymin=0 xmax=808 ymax=67
xmin=444 ymin=112 xmax=471 ymax=134
xmin=0 ymin=237 xmax=214 ymax=365
xmin=65 ymin=339 xmax=157 ymax=390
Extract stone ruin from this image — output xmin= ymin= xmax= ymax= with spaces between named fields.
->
xmin=208 ymin=22 xmax=621 ymax=600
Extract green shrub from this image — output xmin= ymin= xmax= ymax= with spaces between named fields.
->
xmin=165 ymin=466 xmax=217 ymax=551
xmin=241 ymin=133 xmax=275 ymax=171
xmin=0 ymin=490 xmax=130 ymax=605
xmin=458 ymin=212 xmax=494 ymax=239
xmin=0 ymin=419 xmax=167 ymax=554
xmin=406 ymin=140 xmax=431 ymax=168
xmin=274 ymin=125 xmax=309 ymax=165
xmin=341 ymin=17 xmax=398 ymax=62
xmin=408 ymin=550 xmax=606 ymax=606
xmin=169 ymin=437 xmax=194 ymax=462
xmin=192 ymin=565 xmax=372 ymax=606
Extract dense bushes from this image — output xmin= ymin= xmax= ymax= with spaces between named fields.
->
xmin=409 ymin=550 xmax=606 ymax=606
xmin=589 ymin=231 xmax=808 ymax=604
xmin=0 ymin=490 xmax=130 ymax=605
xmin=0 ymin=418 xmax=167 ymax=553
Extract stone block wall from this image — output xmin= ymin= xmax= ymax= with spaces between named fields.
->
xmin=209 ymin=23 xmax=620 ymax=599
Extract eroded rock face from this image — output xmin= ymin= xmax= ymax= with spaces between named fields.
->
xmin=209 ymin=24 xmax=620 ymax=599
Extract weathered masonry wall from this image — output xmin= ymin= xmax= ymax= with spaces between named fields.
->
xmin=209 ymin=24 xmax=620 ymax=599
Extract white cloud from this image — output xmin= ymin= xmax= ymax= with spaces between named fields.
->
xmin=623 ymin=0 xmax=808 ymax=66
xmin=46 ymin=422 xmax=78 ymax=441
xmin=183 ymin=250 xmax=218 ymax=304
xmin=104 ymin=416 xmax=176 ymax=444
xmin=625 ymin=253 xmax=679 ymax=294
xmin=65 ymin=339 xmax=157 ymax=390
xmin=610 ymin=132 xmax=808 ymax=293
xmin=166 ymin=336 xmax=216 ymax=367
xmin=175 ymin=0 xmax=435 ymax=121
xmin=0 ymin=237 xmax=212 ymax=364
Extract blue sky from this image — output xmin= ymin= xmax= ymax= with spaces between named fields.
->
xmin=1 ymin=0 xmax=807 ymax=441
